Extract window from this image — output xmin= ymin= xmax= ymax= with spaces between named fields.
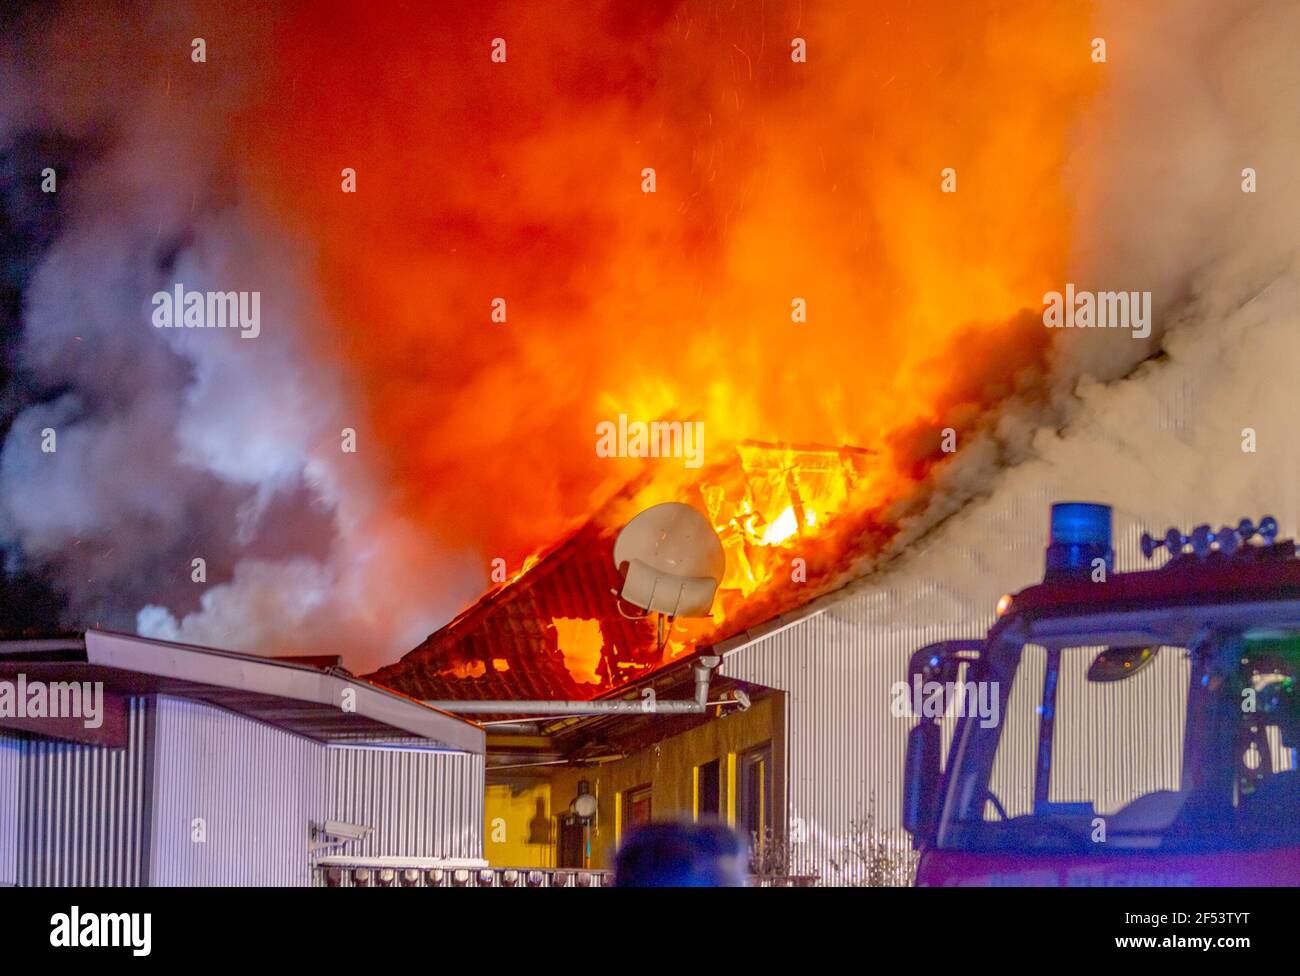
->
xmin=738 ymin=744 xmax=773 ymax=871
xmin=1049 ymin=644 xmax=1188 ymax=815
xmin=950 ymin=640 xmax=1193 ymax=851
xmin=985 ymin=643 xmax=1189 ymax=823
xmin=942 ymin=624 xmax=1300 ymax=855
xmin=557 ymin=819 xmax=585 ymax=868
xmin=696 ymin=759 xmax=721 ymax=820
xmin=624 ymin=785 xmax=652 ymax=829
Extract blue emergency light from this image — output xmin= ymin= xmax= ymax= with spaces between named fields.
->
xmin=1044 ymin=502 xmax=1114 ymax=580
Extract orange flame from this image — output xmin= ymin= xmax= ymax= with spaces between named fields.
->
xmin=236 ymin=2 xmax=1098 ymax=671
xmin=551 ymin=617 xmax=604 ymax=685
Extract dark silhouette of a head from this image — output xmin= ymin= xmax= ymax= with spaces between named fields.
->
xmin=613 ymin=821 xmax=747 ymax=887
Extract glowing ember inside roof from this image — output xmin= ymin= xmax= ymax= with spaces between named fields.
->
xmin=368 ymin=440 xmax=890 ymax=702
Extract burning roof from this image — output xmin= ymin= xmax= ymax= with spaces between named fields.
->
xmin=368 ymin=440 xmax=889 ymax=702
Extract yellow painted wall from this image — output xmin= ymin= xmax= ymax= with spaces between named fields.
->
xmin=548 ymin=692 xmax=783 ymax=870
xmin=484 ymin=779 xmax=555 ymax=868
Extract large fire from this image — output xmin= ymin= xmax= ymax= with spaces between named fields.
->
xmin=653 ymin=438 xmax=881 ymax=664
xmin=235 ymin=1 xmax=1098 ymax=680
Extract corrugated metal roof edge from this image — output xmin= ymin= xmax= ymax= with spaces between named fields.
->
xmin=71 ymin=629 xmax=486 ymax=754
xmin=0 ymin=636 xmax=86 ymax=656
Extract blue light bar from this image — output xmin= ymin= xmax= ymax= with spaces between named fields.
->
xmin=1045 ymin=502 xmax=1114 ymax=580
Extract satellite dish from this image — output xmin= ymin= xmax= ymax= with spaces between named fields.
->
xmin=613 ymin=502 xmax=725 ymax=623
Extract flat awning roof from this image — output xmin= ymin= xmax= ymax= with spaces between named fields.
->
xmin=0 ymin=629 xmax=484 ymax=754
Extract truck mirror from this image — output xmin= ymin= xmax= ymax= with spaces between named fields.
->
xmin=902 ymin=640 xmax=980 ymax=849
xmin=903 ymin=718 xmax=941 ymax=847
xmin=908 ymin=639 xmax=984 ymax=686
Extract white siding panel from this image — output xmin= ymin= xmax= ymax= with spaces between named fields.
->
xmin=323 ymin=745 xmax=484 ymax=861
xmin=148 ymin=696 xmax=322 ymax=886
xmin=15 ymin=697 xmax=149 ymax=886
xmin=0 ymin=733 xmax=21 ymax=886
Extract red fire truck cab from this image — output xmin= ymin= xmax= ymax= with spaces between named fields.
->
xmin=903 ymin=503 xmax=1300 ymax=886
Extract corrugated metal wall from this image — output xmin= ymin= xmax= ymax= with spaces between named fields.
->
xmin=723 ymin=602 xmax=948 ymax=883
xmin=323 ymin=745 xmax=484 ymax=861
xmin=0 ymin=693 xmax=486 ymax=886
xmin=723 ymin=487 xmax=1299 ymax=885
xmin=148 ymin=695 xmax=322 ymax=886
xmin=0 ymin=733 xmax=21 ymax=885
xmin=10 ymin=697 xmax=150 ymax=886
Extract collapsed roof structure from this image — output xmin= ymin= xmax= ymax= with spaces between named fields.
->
xmin=368 ymin=440 xmax=883 ymax=704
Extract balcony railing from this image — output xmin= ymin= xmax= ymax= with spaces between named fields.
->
xmin=315 ymin=863 xmax=818 ymax=887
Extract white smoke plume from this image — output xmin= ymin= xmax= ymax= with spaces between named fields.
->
xmin=0 ymin=1 xmax=479 ymax=671
xmin=857 ymin=0 xmax=1300 ymax=623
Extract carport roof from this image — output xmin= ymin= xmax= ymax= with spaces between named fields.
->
xmin=0 ymin=629 xmax=484 ymax=754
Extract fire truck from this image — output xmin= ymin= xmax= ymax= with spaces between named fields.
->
xmin=903 ymin=502 xmax=1300 ymax=885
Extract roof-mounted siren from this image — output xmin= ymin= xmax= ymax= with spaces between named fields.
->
xmin=1044 ymin=502 xmax=1114 ymax=581
xmin=1141 ymin=516 xmax=1280 ymax=561
xmin=612 ymin=502 xmax=726 ymax=649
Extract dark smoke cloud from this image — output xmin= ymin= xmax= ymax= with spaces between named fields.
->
xmin=0 ymin=1 xmax=479 ymax=668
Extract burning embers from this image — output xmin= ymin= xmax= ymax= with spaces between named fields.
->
xmin=376 ymin=439 xmax=880 ymax=699
xmin=701 ymin=441 xmax=875 ymax=602
xmin=552 ymin=617 xmax=604 ymax=685
xmin=596 ymin=415 xmax=705 ymax=469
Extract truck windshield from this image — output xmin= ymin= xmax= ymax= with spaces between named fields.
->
xmin=939 ymin=629 xmax=1300 ymax=853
